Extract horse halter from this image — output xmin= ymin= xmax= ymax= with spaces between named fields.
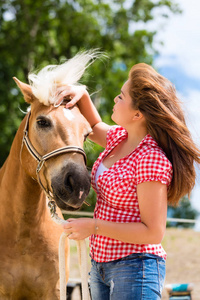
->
xmin=21 ymin=112 xmax=88 ymax=204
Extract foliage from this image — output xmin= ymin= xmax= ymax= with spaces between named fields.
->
xmin=167 ymin=196 xmax=199 ymax=228
xmin=0 ymin=0 xmax=181 ymax=168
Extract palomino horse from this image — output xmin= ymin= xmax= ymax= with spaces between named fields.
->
xmin=0 ymin=52 xmax=96 ymax=299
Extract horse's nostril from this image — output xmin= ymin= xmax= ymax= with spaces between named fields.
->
xmin=64 ymin=175 xmax=74 ymax=194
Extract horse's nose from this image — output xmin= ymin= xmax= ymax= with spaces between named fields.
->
xmin=51 ymin=162 xmax=91 ymax=210
xmin=64 ymin=174 xmax=75 ymax=194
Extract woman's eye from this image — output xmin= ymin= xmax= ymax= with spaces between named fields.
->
xmin=37 ymin=118 xmax=51 ymax=128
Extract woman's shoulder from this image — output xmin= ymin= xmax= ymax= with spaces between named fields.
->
xmin=135 ymin=136 xmax=173 ymax=186
xmin=135 ymin=134 xmax=173 ymax=172
xmin=139 ymin=135 xmax=170 ymax=159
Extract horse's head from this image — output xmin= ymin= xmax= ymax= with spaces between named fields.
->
xmin=14 ymin=52 xmax=98 ymax=211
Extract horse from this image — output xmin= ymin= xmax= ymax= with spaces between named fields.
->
xmin=0 ymin=51 xmax=97 ymax=300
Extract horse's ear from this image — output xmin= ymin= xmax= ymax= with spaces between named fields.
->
xmin=13 ymin=77 xmax=36 ymax=104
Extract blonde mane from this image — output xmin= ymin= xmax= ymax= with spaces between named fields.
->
xmin=28 ymin=50 xmax=99 ymax=106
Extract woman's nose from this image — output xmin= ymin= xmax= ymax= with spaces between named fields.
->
xmin=114 ymin=96 xmax=118 ymax=103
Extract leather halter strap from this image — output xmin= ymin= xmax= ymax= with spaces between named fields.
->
xmin=22 ymin=112 xmax=88 ymax=202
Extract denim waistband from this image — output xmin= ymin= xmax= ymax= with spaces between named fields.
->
xmin=91 ymin=252 xmax=165 ymax=264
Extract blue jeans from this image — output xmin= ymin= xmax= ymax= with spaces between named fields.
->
xmin=89 ymin=253 xmax=166 ymax=300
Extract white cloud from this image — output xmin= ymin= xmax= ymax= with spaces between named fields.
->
xmin=180 ymin=89 xmax=200 ymax=147
xmin=155 ymin=0 xmax=200 ymax=79
xmin=178 ymin=90 xmax=200 ymax=212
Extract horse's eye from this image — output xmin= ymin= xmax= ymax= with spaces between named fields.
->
xmin=84 ymin=131 xmax=92 ymax=141
xmin=84 ymin=134 xmax=89 ymax=142
xmin=37 ymin=117 xmax=51 ymax=128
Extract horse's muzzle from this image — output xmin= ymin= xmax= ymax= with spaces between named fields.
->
xmin=51 ymin=162 xmax=91 ymax=210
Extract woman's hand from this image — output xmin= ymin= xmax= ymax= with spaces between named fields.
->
xmin=55 ymin=85 xmax=88 ymax=108
xmin=62 ymin=218 xmax=95 ymax=240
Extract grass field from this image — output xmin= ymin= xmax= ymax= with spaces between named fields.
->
xmin=68 ymin=228 xmax=200 ymax=300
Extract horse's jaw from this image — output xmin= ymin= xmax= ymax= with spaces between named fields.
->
xmin=52 ymin=193 xmax=90 ymax=212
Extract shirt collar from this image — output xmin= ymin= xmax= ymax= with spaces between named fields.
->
xmin=107 ymin=127 xmax=158 ymax=157
xmin=137 ymin=134 xmax=158 ymax=149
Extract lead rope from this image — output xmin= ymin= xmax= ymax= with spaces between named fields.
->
xmin=76 ymin=239 xmax=90 ymax=300
xmin=48 ymin=201 xmax=90 ymax=300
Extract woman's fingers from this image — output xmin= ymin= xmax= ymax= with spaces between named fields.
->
xmin=62 ymin=218 xmax=93 ymax=240
xmin=55 ymin=85 xmax=87 ymax=108
xmin=54 ymin=89 xmax=72 ymax=107
xmin=65 ymin=95 xmax=79 ymax=108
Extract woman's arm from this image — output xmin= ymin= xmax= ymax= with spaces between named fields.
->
xmin=89 ymin=122 xmax=111 ymax=148
xmin=60 ymin=86 xmax=111 ymax=147
xmin=63 ymin=181 xmax=168 ymax=244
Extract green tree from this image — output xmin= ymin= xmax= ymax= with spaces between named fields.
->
xmin=0 ymin=0 xmax=181 ymax=169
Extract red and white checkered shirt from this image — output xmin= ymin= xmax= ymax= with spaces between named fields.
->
xmin=89 ymin=126 xmax=173 ymax=262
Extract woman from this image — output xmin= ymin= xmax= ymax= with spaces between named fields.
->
xmin=60 ymin=63 xmax=200 ymax=299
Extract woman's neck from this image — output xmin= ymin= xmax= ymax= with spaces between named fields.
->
xmin=125 ymin=124 xmax=148 ymax=149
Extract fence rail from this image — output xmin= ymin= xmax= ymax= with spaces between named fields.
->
xmin=61 ymin=210 xmax=200 ymax=225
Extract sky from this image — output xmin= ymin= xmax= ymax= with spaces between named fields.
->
xmin=152 ymin=0 xmax=200 ymax=220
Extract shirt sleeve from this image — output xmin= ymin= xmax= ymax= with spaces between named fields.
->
xmin=135 ymin=150 xmax=173 ymax=186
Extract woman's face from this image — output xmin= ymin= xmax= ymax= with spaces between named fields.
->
xmin=111 ymin=80 xmax=137 ymax=127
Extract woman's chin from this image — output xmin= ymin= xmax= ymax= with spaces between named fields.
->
xmin=111 ymin=113 xmax=116 ymax=123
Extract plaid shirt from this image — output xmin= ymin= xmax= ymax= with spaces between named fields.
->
xmin=89 ymin=126 xmax=173 ymax=262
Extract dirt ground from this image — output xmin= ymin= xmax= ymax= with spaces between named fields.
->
xmin=68 ymin=228 xmax=200 ymax=300
xmin=162 ymin=228 xmax=200 ymax=300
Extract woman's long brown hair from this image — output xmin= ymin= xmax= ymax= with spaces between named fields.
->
xmin=129 ymin=63 xmax=200 ymax=206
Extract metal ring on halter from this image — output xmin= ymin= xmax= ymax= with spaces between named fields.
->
xmin=54 ymin=95 xmax=73 ymax=108
xmin=54 ymin=98 xmax=64 ymax=108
